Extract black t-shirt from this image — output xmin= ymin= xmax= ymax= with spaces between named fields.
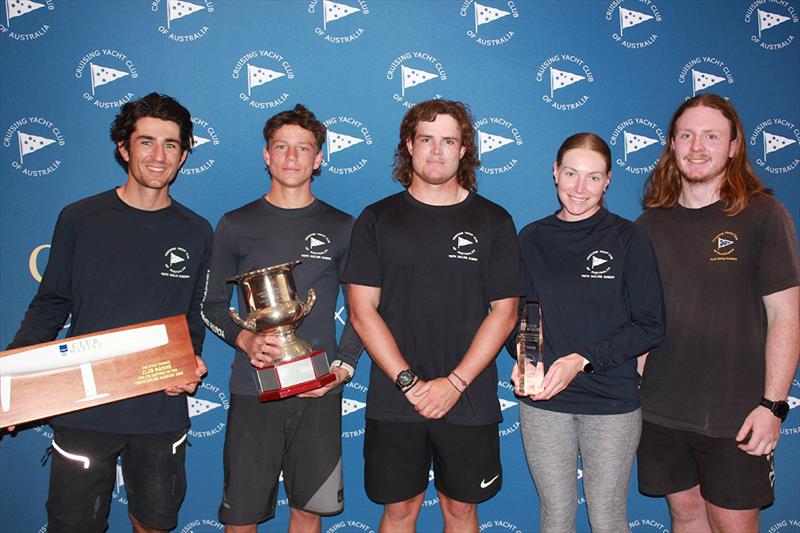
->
xmin=342 ymin=191 xmax=525 ymax=425
xmin=201 ymin=197 xmax=361 ymax=396
xmin=517 ymin=208 xmax=664 ymax=415
xmin=9 ymin=189 xmax=213 ymax=434
xmin=637 ymin=193 xmax=800 ymax=438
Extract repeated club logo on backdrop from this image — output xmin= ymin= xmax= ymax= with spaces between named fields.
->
xmin=628 ymin=518 xmax=670 ymax=532
xmin=180 ymin=116 xmax=220 ymax=176
xmin=152 ymin=0 xmax=214 ymax=42
xmin=232 ymin=50 xmax=294 ymax=110
xmin=536 ymin=54 xmax=594 ymax=111
xmin=678 ymin=56 xmax=734 ymax=98
xmin=750 ymin=117 xmax=800 ymax=175
xmin=325 ymin=518 xmax=376 ymax=533
xmin=745 ymin=0 xmax=798 ymax=50
xmin=497 ymin=379 xmax=520 ymax=438
xmin=478 ymin=518 xmax=524 ymax=533
xmin=341 ymin=380 xmax=367 ymax=439
xmin=1 ymin=0 xmax=53 ymax=40
xmin=187 ymin=381 xmax=229 ymax=440
xmin=779 ymin=378 xmax=800 ymax=438
xmin=606 ymin=0 xmax=662 ymax=49
xmin=320 ymin=115 xmax=373 ymax=176
xmin=386 ymin=50 xmax=447 ymax=108
xmin=609 ymin=117 xmax=666 ymax=176
xmin=75 ymin=49 xmax=138 ymax=109
xmin=178 ymin=518 xmax=224 ymax=533
xmin=4 ymin=116 xmax=65 ymax=176
xmin=473 ymin=116 xmax=524 ymax=175
xmin=460 ymin=0 xmax=520 ymax=46
xmin=309 ymin=0 xmax=368 ymax=43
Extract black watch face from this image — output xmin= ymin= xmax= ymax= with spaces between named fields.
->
xmin=397 ymin=370 xmax=414 ymax=388
xmin=774 ymin=401 xmax=789 ymax=421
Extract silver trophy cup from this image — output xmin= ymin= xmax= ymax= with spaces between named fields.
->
xmin=228 ymin=261 xmax=335 ymax=401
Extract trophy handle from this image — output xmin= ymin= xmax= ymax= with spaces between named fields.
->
xmin=228 ymin=308 xmax=257 ymax=332
xmin=302 ymin=289 xmax=317 ymax=316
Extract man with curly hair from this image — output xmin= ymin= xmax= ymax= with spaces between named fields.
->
xmin=343 ymin=99 xmax=524 ymax=532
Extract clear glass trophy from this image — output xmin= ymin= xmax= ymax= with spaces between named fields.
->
xmin=517 ymin=301 xmax=544 ymax=395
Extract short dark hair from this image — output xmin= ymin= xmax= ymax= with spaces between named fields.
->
xmin=263 ymin=104 xmax=326 ymax=177
xmin=109 ymin=92 xmax=193 ymax=171
xmin=392 ymin=99 xmax=479 ymax=191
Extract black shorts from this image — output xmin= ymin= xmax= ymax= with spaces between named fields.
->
xmin=637 ymin=420 xmax=775 ymax=510
xmin=219 ymin=393 xmax=343 ymax=525
xmin=47 ymin=425 xmax=188 ymax=533
xmin=364 ymin=418 xmax=501 ymax=505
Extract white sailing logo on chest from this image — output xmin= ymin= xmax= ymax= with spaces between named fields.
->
xmin=448 ymin=231 xmax=479 ymax=262
xmin=161 ymin=246 xmax=191 ymax=278
xmin=301 ymin=232 xmax=332 ymax=261
xmin=581 ymin=249 xmax=615 ymax=279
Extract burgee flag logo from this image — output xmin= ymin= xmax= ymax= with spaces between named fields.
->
xmin=750 ymin=117 xmax=800 ymax=175
xmin=152 ymin=0 xmax=213 ymax=42
xmin=474 ymin=116 xmax=524 ymax=175
xmin=401 ymin=65 xmax=438 ymax=97
xmin=5 ymin=116 xmax=65 ymax=176
xmin=538 ymin=54 xmax=594 ymax=111
xmin=387 ymin=51 xmax=447 ymax=108
xmin=2 ymin=0 xmax=54 ymax=41
xmin=607 ymin=0 xmax=661 ymax=48
xmin=746 ymin=1 xmax=797 ymax=50
xmin=320 ymin=115 xmax=373 ymax=175
xmin=309 ymin=0 xmax=368 ymax=44
xmin=461 ymin=0 xmax=518 ymax=46
xmin=75 ymin=49 xmax=138 ymax=109
xmin=678 ymin=57 xmax=733 ymax=98
xmin=610 ymin=117 xmax=665 ymax=176
xmin=233 ymin=50 xmax=294 ymax=110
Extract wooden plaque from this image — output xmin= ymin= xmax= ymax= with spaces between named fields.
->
xmin=0 ymin=315 xmax=198 ymax=428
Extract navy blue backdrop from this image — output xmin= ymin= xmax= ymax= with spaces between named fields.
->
xmin=1 ymin=1 xmax=799 ymax=532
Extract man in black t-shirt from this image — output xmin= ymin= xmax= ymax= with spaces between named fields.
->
xmin=4 ymin=93 xmax=211 ymax=533
xmin=343 ymin=99 xmax=524 ymax=532
xmin=637 ymin=94 xmax=800 ymax=532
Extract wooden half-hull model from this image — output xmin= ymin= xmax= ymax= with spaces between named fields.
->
xmin=0 ymin=315 xmax=198 ymax=428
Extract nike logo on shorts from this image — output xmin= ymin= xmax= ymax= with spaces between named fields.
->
xmin=480 ymin=475 xmax=500 ymax=489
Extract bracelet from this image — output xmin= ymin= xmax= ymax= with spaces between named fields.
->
xmin=450 ymin=371 xmax=469 ymax=390
xmin=446 ymin=375 xmax=464 ymax=393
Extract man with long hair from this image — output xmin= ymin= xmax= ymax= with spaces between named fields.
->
xmin=636 ymin=94 xmax=799 ymax=532
xmin=343 ymin=99 xmax=524 ymax=532
xmin=201 ymin=104 xmax=362 ymax=533
xmin=5 ymin=93 xmax=212 ymax=533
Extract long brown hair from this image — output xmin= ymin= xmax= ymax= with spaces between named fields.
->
xmin=642 ymin=94 xmax=770 ymax=215
xmin=392 ymin=99 xmax=479 ymax=191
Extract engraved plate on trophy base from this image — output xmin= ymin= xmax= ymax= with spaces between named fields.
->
xmin=0 ymin=315 xmax=198 ymax=428
xmin=517 ymin=301 xmax=545 ymax=396
xmin=256 ymin=350 xmax=336 ymax=402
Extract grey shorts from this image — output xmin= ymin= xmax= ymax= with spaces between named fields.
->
xmin=219 ymin=393 xmax=344 ymax=525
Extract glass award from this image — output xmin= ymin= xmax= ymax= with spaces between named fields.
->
xmin=517 ymin=301 xmax=544 ymax=395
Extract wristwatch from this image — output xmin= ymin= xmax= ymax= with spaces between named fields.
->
xmin=395 ymin=369 xmax=417 ymax=392
xmin=582 ymin=361 xmax=594 ymax=374
xmin=329 ymin=360 xmax=355 ymax=383
xmin=760 ymin=397 xmax=790 ymax=422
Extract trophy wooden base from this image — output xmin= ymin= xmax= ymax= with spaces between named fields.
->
xmin=0 ymin=316 xmax=198 ymax=428
xmin=256 ymin=350 xmax=336 ymax=402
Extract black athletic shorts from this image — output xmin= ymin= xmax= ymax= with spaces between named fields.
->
xmin=637 ymin=420 xmax=775 ymax=509
xmin=219 ymin=393 xmax=344 ymax=525
xmin=47 ymin=425 xmax=188 ymax=533
xmin=364 ymin=418 xmax=501 ymax=505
